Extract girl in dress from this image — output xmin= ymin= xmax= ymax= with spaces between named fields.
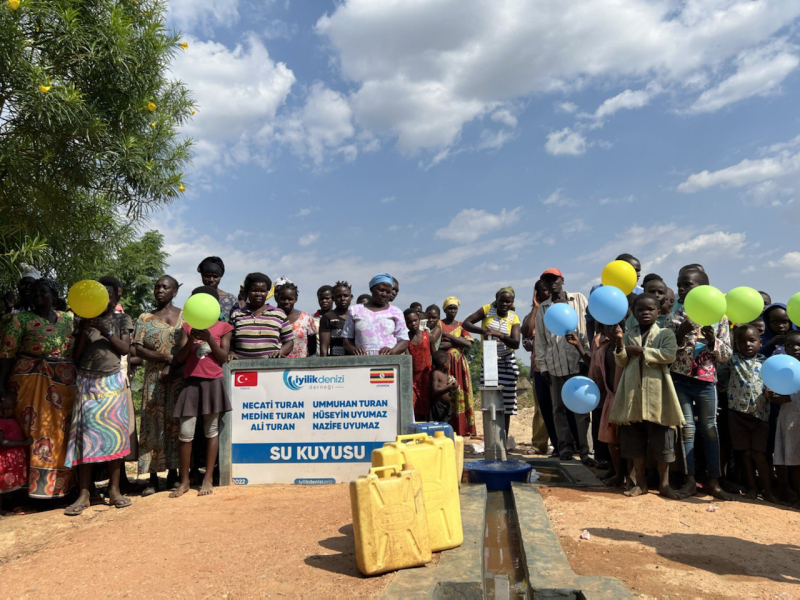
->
xmin=0 ymin=399 xmax=32 ymax=513
xmin=405 ymin=309 xmax=434 ymax=421
xmin=277 ymin=283 xmax=317 ymax=358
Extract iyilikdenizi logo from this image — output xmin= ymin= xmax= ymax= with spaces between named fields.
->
xmin=283 ymin=369 xmax=345 ymax=391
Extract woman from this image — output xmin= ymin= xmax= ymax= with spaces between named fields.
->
xmin=230 ymin=273 xmax=294 ymax=359
xmin=463 ymin=287 xmax=521 ymax=434
xmin=133 ymin=276 xmax=184 ymax=495
xmin=197 ymin=256 xmax=238 ymax=323
xmin=65 ymin=276 xmax=134 ymax=514
xmin=343 ymin=273 xmax=409 ymax=356
xmin=438 ymin=297 xmax=475 ymax=436
xmin=276 ymin=283 xmax=317 ymax=358
xmin=0 ymin=278 xmax=76 ymax=499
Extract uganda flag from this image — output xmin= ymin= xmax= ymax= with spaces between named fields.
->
xmin=370 ymin=368 xmax=395 ymax=384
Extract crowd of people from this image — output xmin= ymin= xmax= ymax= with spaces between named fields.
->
xmin=0 ymin=252 xmax=798 ymax=515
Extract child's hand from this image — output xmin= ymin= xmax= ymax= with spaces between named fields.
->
xmin=191 ymin=328 xmax=211 ymax=342
xmin=522 ymin=338 xmax=533 ymax=352
xmin=613 ymin=325 xmax=624 ymax=343
xmin=676 ymin=319 xmax=695 ymax=337
xmin=701 ymin=326 xmax=716 ymax=349
xmin=564 ymin=332 xmax=580 ymax=347
xmin=625 ymin=346 xmax=644 ymax=358
xmin=89 ymin=319 xmax=111 ymax=336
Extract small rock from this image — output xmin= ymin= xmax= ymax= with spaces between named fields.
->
xmin=707 ymin=504 xmax=719 ymax=513
xmin=580 ymin=530 xmax=591 ymax=540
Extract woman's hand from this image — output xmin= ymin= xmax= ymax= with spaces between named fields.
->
xmin=191 ymin=328 xmax=211 ymax=343
xmin=378 ymin=346 xmax=392 ymax=355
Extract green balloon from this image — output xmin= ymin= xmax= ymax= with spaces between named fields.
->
xmin=684 ymin=285 xmax=727 ymax=327
xmin=725 ymin=287 xmax=764 ymax=324
xmin=788 ymin=292 xmax=800 ymax=327
xmin=183 ymin=293 xmax=220 ymax=330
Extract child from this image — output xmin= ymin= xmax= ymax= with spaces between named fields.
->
xmin=0 ymin=400 xmax=32 ymax=514
xmin=664 ymin=288 xmax=675 ymax=316
xmin=624 ymin=275 xmax=670 ymax=330
xmin=425 ymin=304 xmax=442 ymax=351
xmin=404 ymin=308 xmax=433 ymax=421
xmin=390 ymin=277 xmax=399 ymax=303
xmin=277 ymin=283 xmax=317 ymax=358
xmin=762 ymin=303 xmax=792 ymax=357
xmin=357 ymin=294 xmax=371 ymax=305
xmin=430 ymin=351 xmax=456 ymax=423
xmin=172 ymin=286 xmax=233 ymax=498
xmin=666 ymin=267 xmax=732 ymax=500
xmin=320 ymin=281 xmax=352 ymax=357
xmin=722 ymin=324 xmax=776 ymax=502
xmin=568 ymin=325 xmax=624 ymax=486
xmin=315 ymin=285 xmax=334 ymax=318
xmin=610 ymin=293 xmax=685 ymax=499
xmin=773 ymin=330 xmax=800 ymax=505
xmin=65 ymin=276 xmax=134 ymax=515
xmin=409 ymin=302 xmax=423 ymax=314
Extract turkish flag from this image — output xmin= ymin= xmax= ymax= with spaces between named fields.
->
xmin=234 ymin=371 xmax=257 ymax=387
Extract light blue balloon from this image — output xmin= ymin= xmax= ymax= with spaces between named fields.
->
xmin=588 ymin=285 xmax=628 ymax=326
xmin=544 ymin=303 xmax=578 ymax=337
xmin=762 ymin=354 xmax=800 ymax=395
xmin=562 ymin=376 xmax=601 ymax=414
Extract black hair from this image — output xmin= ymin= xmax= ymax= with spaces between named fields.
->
xmin=786 ymin=329 xmax=800 ymax=342
xmin=160 ymin=275 xmax=181 ymax=290
xmin=392 ymin=277 xmax=399 ymax=286
xmin=334 ymin=280 xmax=351 ymax=291
xmin=679 ymin=263 xmax=705 ymax=274
xmin=357 ymin=294 xmax=371 ymax=304
xmin=759 ymin=291 xmax=772 ymax=305
xmin=642 ymin=273 xmax=663 ymax=285
xmin=683 ymin=269 xmax=710 ymax=285
xmin=33 ymin=277 xmax=60 ymax=300
xmin=278 ymin=282 xmax=298 ymax=298
xmin=192 ymin=285 xmax=218 ymax=296
xmin=409 ymin=302 xmax=423 ymax=310
xmin=734 ymin=323 xmax=761 ymax=340
xmin=403 ymin=308 xmax=420 ymax=319
xmin=534 ymin=279 xmax=547 ymax=292
xmin=98 ymin=275 xmax=122 ymax=293
xmin=317 ymin=285 xmax=333 ymax=297
xmin=243 ymin=272 xmax=271 ymax=295
xmin=632 ymin=292 xmax=660 ymax=311
xmin=616 ymin=253 xmax=640 ymax=265
xmin=426 ymin=304 xmax=441 ymax=315
xmin=432 ymin=350 xmax=449 ymax=368
xmin=197 ymin=256 xmax=225 ymax=276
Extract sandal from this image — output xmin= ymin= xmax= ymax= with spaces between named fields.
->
xmin=64 ymin=503 xmax=87 ymax=516
xmin=112 ymin=496 xmax=132 ymax=509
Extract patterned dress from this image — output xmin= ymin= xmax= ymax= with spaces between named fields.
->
xmin=341 ymin=304 xmax=409 ymax=355
xmin=287 ymin=312 xmax=317 ymax=358
xmin=408 ymin=331 xmax=432 ymax=421
xmin=0 ymin=418 xmax=27 ymax=494
xmin=133 ymin=312 xmax=185 ymax=474
xmin=0 ymin=311 xmax=76 ymax=498
xmin=439 ymin=321 xmax=476 ymax=436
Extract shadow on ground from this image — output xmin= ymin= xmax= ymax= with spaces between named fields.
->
xmin=305 ymin=524 xmax=365 ymax=578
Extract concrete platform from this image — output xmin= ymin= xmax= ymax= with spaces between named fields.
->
xmin=511 ymin=483 xmax=632 ymax=599
xmin=382 ymin=484 xmax=487 ymax=600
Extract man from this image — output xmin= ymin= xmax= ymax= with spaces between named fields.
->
xmin=586 ymin=253 xmax=643 ymax=341
xmin=534 ymin=268 xmax=594 ymax=464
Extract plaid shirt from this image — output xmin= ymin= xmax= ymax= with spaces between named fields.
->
xmin=534 ymin=292 xmax=589 ymax=377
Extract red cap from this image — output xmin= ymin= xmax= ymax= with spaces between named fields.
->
xmin=540 ymin=268 xmax=563 ymax=279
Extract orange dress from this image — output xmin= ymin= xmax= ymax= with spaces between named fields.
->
xmin=408 ymin=331 xmax=432 ymax=421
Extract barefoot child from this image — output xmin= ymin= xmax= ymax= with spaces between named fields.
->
xmin=721 ymin=324 xmax=776 ymax=502
xmin=172 ymin=286 xmax=233 ymax=498
xmin=771 ymin=330 xmax=800 ymax=504
xmin=66 ymin=276 xmax=134 ymax=515
xmin=0 ymin=399 xmax=32 ymax=513
xmin=320 ymin=281 xmax=352 ymax=357
xmin=405 ymin=309 xmax=433 ymax=421
xmin=430 ymin=351 xmax=456 ymax=423
xmin=610 ymin=293 xmax=685 ymax=499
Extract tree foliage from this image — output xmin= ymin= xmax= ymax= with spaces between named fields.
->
xmin=0 ymin=0 xmax=194 ymax=287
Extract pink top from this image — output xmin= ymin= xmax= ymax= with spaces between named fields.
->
xmin=288 ymin=312 xmax=317 ymax=358
xmin=182 ymin=321 xmax=233 ymax=380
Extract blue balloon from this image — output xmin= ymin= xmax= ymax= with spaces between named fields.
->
xmin=762 ymin=354 xmax=800 ymax=395
xmin=562 ymin=376 xmax=601 ymax=414
xmin=588 ymin=285 xmax=628 ymax=326
xmin=544 ymin=303 xmax=579 ymax=337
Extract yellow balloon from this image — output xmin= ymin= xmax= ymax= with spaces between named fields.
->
xmin=601 ymin=260 xmax=637 ymax=295
xmin=68 ymin=280 xmax=109 ymax=319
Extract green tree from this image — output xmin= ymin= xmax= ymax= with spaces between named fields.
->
xmin=0 ymin=0 xmax=193 ymax=287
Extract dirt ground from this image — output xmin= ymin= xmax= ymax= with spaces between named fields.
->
xmin=0 ymin=484 xmax=394 ymax=599
xmin=541 ymin=486 xmax=800 ymax=598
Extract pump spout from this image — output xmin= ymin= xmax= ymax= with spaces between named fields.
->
xmin=481 ymin=386 xmax=507 ymax=461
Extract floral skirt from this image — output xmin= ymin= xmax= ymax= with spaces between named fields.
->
xmin=66 ymin=371 xmax=131 ymax=467
xmin=446 ymin=349 xmax=476 ymax=436
xmin=11 ymin=357 xmax=76 ymax=498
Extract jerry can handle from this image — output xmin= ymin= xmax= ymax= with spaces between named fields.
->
xmin=395 ymin=433 xmax=428 ymax=444
xmin=369 ymin=465 xmax=400 ymax=477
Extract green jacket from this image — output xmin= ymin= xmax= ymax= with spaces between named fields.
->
xmin=609 ymin=323 xmax=685 ymax=427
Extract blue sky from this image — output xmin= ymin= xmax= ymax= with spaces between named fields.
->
xmin=156 ymin=0 xmax=800 ymax=318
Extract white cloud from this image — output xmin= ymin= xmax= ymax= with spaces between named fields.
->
xmin=277 ymin=82 xmax=356 ymax=166
xmin=688 ymin=42 xmax=800 ymax=114
xmin=169 ymin=0 xmax=240 ymax=31
xmin=767 ymin=252 xmax=800 ymax=274
xmin=541 ymin=189 xmax=572 ymax=207
xmin=545 ymin=128 xmax=587 ymax=156
xmin=299 ymin=233 xmax=320 ymax=247
xmin=293 ymin=207 xmax=319 ymax=218
xmin=562 ymin=218 xmax=590 ymax=234
xmin=593 ymin=88 xmax=654 ymax=120
xmin=435 ymin=207 xmax=521 ymax=243
xmin=556 ymin=101 xmax=578 ymax=113
xmin=315 ymin=0 xmax=800 ymax=157
xmin=380 ymin=196 xmax=396 ymax=204
xmin=599 ymin=194 xmax=635 ymax=205
xmin=172 ymin=35 xmax=295 ymax=171
xmin=225 ymin=229 xmax=251 ymax=242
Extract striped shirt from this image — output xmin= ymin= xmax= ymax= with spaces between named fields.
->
xmin=230 ymin=304 xmax=293 ymax=359
xmin=481 ymin=304 xmax=520 ymax=358
xmin=534 ymin=292 xmax=590 ymax=377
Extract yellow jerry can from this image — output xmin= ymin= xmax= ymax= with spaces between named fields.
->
xmin=372 ymin=432 xmax=463 ymax=551
xmin=350 ymin=464 xmax=431 ymax=576
xmin=454 ymin=434 xmax=464 ymax=484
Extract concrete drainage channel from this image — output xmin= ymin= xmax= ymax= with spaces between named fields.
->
xmin=383 ymin=458 xmax=632 ymax=600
